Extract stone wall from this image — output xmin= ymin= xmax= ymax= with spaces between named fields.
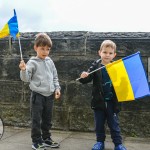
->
xmin=0 ymin=32 xmax=150 ymax=137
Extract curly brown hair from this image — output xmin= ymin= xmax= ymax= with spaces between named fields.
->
xmin=34 ymin=33 xmax=52 ymax=48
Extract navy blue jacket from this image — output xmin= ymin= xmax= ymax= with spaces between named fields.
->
xmin=79 ymin=59 xmax=121 ymax=113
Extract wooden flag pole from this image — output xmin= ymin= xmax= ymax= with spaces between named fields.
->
xmin=18 ymin=36 xmax=23 ymax=60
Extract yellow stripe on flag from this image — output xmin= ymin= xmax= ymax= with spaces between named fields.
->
xmin=106 ymin=59 xmax=135 ymax=102
xmin=0 ymin=24 xmax=10 ymax=38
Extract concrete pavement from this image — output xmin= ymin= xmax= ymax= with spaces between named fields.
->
xmin=0 ymin=126 xmax=150 ymax=150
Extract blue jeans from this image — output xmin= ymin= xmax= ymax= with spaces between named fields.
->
xmin=94 ymin=101 xmax=122 ymax=145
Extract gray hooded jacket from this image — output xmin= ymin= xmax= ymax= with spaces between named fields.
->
xmin=20 ymin=56 xmax=60 ymax=96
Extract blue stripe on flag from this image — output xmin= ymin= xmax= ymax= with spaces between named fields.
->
xmin=123 ymin=52 xmax=150 ymax=99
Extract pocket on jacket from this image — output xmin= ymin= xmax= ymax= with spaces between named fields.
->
xmin=31 ymin=81 xmax=41 ymax=87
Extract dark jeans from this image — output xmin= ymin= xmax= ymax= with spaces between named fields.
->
xmin=94 ymin=101 xmax=122 ymax=145
xmin=30 ymin=91 xmax=54 ymax=143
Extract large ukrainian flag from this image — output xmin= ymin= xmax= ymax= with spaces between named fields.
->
xmin=106 ymin=52 xmax=150 ymax=102
xmin=0 ymin=9 xmax=19 ymax=39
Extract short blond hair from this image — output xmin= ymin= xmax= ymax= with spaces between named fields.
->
xmin=100 ymin=40 xmax=116 ymax=52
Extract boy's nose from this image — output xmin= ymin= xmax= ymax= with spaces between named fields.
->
xmin=43 ymin=50 xmax=48 ymax=53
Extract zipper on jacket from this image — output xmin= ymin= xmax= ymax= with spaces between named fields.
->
xmin=105 ymin=102 xmax=107 ymax=108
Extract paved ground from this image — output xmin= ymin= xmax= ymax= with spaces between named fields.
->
xmin=0 ymin=126 xmax=150 ymax=150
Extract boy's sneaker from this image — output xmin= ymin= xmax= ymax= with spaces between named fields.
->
xmin=32 ymin=141 xmax=46 ymax=150
xmin=43 ymin=137 xmax=60 ymax=148
xmin=92 ymin=142 xmax=104 ymax=150
xmin=114 ymin=144 xmax=127 ymax=150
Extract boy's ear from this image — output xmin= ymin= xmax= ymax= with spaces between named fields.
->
xmin=98 ymin=50 xmax=101 ymax=56
xmin=113 ymin=53 xmax=117 ymax=59
xmin=34 ymin=45 xmax=37 ymax=51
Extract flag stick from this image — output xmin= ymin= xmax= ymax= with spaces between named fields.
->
xmin=18 ymin=37 xmax=23 ymax=60
xmin=76 ymin=65 xmax=106 ymax=81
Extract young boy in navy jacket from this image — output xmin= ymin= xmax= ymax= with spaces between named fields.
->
xmin=79 ymin=40 xmax=127 ymax=150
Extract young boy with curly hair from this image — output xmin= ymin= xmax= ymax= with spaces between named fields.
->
xmin=19 ymin=33 xmax=61 ymax=150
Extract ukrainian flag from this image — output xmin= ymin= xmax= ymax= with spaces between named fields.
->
xmin=0 ymin=9 xmax=19 ymax=39
xmin=106 ymin=52 xmax=150 ymax=102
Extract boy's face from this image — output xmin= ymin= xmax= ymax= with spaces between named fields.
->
xmin=98 ymin=46 xmax=116 ymax=65
xmin=34 ymin=45 xmax=51 ymax=59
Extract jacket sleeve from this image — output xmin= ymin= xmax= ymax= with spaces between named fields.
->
xmin=52 ymin=61 xmax=61 ymax=90
xmin=79 ymin=60 xmax=98 ymax=84
xmin=20 ymin=60 xmax=34 ymax=82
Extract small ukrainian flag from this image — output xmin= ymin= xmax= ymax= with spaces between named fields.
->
xmin=0 ymin=9 xmax=20 ymax=39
